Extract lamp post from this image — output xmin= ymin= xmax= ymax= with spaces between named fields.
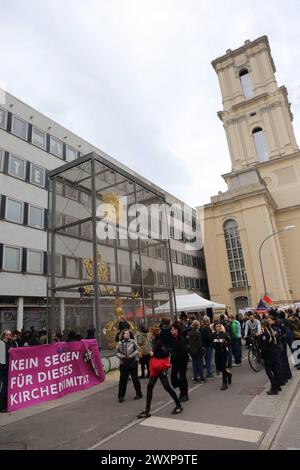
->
xmin=258 ymin=225 xmax=295 ymax=297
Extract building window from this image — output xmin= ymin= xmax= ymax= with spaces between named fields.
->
xmin=50 ymin=136 xmax=63 ymax=158
xmin=28 ymin=205 xmax=44 ymax=228
xmin=65 ymin=215 xmax=79 ymax=237
xmin=3 ymin=246 xmax=22 ymax=271
xmin=173 ymin=274 xmax=179 ymax=287
xmin=32 ymin=127 xmax=46 ymax=150
xmin=252 ymin=127 xmax=268 ymax=162
xmin=224 ymin=219 xmax=246 ymax=288
xmin=239 ymin=68 xmax=253 ymax=99
xmin=66 ymin=145 xmax=77 ymax=162
xmin=156 ymin=245 xmax=165 ymax=260
xmin=12 ymin=115 xmax=28 ymax=140
xmin=0 ymin=149 xmax=4 ymax=172
xmin=0 ymin=107 xmax=7 ymax=129
xmin=66 ymin=257 xmax=79 ymax=278
xmin=27 ymin=250 xmax=43 ymax=274
xmin=8 ymin=154 xmax=26 ymax=180
xmin=65 ymin=184 xmax=79 ymax=201
xmin=30 ymin=163 xmax=45 ymax=187
xmin=157 ymin=272 xmax=166 ymax=287
xmin=55 ymin=254 xmax=62 ymax=276
xmin=6 ymin=197 xmax=23 ymax=223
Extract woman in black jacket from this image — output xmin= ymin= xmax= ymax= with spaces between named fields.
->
xmin=137 ymin=325 xmax=182 ymax=418
xmin=170 ymin=321 xmax=189 ymax=402
xmin=212 ymin=322 xmax=232 ymax=390
xmin=188 ymin=320 xmax=206 ymax=384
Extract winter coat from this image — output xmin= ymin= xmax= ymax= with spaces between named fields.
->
xmin=116 ymin=339 xmax=140 ymax=366
xmin=188 ymin=329 xmax=203 ymax=356
xmin=170 ymin=335 xmax=188 ymax=363
xmin=212 ymin=332 xmax=230 ymax=354
xmin=200 ymin=325 xmax=213 ymax=348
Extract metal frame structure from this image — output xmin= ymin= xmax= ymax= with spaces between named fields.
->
xmin=47 ymin=152 xmax=176 ymax=346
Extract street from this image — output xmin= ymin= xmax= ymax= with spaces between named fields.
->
xmin=0 ymin=355 xmax=299 ymax=451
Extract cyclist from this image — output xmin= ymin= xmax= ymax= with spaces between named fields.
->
xmin=244 ymin=312 xmax=262 ymax=347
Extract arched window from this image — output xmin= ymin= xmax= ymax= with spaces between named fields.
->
xmin=223 ymin=219 xmax=246 ymax=288
xmin=252 ymin=127 xmax=268 ymax=162
xmin=239 ymin=68 xmax=253 ymax=99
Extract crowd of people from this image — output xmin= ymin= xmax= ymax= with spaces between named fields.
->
xmin=114 ymin=307 xmax=300 ymax=418
xmin=1 ymin=307 xmax=300 ymax=415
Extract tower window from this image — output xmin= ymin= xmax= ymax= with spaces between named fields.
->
xmin=223 ymin=219 xmax=246 ymax=288
xmin=239 ymin=68 xmax=253 ymax=99
xmin=252 ymin=127 xmax=268 ymax=162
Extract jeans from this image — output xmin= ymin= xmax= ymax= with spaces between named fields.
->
xmin=231 ymin=338 xmax=242 ymax=364
xmin=205 ymin=345 xmax=214 ymax=377
xmin=191 ymin=353 xmax=204 ymax=381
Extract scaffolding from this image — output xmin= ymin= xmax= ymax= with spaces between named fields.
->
xmin=48 ymin=152 xmax=176 ymax=347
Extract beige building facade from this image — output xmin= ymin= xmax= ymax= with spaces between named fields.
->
xmin=202 ymin=36 xmax=300 ymax=313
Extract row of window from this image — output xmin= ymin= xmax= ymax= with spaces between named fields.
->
xmin=0 ymin=195 xmax=46 ymax=229
xmin=0 ymin=107 xmax=79 ymax=162
xmin=0 ymin=244 xmax=46 ymax=275
xmin=0 ymin=149 xmax=47 ymax=188
xmin=54 ymin=254 xmax=170 ymax=286
xmin=171 ymin=249 xmax=205 ymax=270
xmin=173 ymin=274 xmax=208 ymax=291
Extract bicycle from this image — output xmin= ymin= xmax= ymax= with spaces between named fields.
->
xmin=247 ymin=336 xmax=264 ymax=372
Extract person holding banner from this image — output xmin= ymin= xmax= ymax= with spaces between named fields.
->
xmin=0 ymin=330 xmax=12 ymax=412
xmin=116 ymin=329 xmax=142 ymax=403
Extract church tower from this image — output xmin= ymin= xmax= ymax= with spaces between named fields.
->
xmin=212 ymin=36 xmax=298 ymax=171
xmin=202 ymin=36 xmax=300 ymax=312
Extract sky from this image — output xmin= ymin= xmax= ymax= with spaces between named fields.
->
xmin=1 ymin=0 xmax=300 ymax=207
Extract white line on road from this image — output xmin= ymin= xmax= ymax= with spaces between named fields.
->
xmin=139 ymin=417 xmax=263 ymax=443
xmin=88 ymin=383 xmax=202 ymax=450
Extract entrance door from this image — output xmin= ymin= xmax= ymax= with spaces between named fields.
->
xmin=234 ymin=296 xmax=249 ymax=315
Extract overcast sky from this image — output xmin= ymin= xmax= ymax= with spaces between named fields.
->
xmin=1 ymin=0 xmax=300 ymax=207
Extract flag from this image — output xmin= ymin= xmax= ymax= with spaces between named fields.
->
xmin=256 ymin=299 xmax=269 ymax=310
xmin=262 ymin=294 xmax=273 ymax=305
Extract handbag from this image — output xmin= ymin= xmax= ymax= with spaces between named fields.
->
xmin=149 ymin=356 xmax=171 ymax=378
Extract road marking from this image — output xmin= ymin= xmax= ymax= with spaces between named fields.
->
xmin=139 ymin=417 xmax=263 ymax=443
xmin=88 ymin=383 xmax=203 ymax=450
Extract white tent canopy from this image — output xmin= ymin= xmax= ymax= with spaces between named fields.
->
xmin=155 ymin=294 xmax=226 ymax=314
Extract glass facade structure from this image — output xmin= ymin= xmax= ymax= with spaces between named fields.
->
xmin=48 ymin=153 xmax=176 ymax=347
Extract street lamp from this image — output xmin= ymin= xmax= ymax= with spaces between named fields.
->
xmin=258 ymin=225 xmax=295 ymax=297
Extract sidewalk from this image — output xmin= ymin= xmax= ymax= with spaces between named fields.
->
xmin=0 ymin=369 xmax=119 ymax=428
xmin=270 ymin=373 xmax=300 ymax=450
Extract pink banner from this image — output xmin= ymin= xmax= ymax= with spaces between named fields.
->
xmin=8 ymin=339 xmax=105 ymax=412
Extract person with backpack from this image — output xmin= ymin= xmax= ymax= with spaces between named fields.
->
xmin=135 ymin=324 xmax=151 ymax=379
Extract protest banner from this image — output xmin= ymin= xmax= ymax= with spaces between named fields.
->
xmin=8 ymin=339 xmax=105 ymax=412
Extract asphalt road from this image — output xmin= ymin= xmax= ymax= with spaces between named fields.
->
xmin=0 ymin=356 xmax=299 ymax=450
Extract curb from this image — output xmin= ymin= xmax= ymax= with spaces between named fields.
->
xmin=259 ymin=374 xmax=300 ymax=450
